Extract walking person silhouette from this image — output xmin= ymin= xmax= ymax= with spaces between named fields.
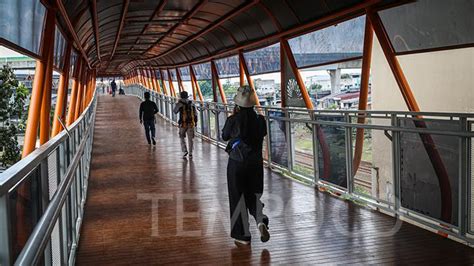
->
xmin=139 ymin=92 xmax=158 ymax=145
xmin=222 ymin=86 xmax=270 ymax=246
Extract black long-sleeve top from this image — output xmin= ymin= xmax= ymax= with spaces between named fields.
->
xmin=139 ymin=100 xmax=158 ymax=121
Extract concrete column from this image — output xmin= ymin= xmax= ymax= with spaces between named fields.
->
xmin=329 ymin=68 xmax=341 ymax=94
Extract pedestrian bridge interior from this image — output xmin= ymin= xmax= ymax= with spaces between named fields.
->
xmin=0 ymin=0 xmax=473 ymax=265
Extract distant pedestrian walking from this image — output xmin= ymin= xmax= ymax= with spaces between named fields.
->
xmin=139 ymin=92 xmax=158 ymax=145
xmin=173 ymin=91 xmax=197 ymax=158
xmin=222 ymin=86 xmax=269 ymax=246
xmin=111 ymin=79 xmax=117 ymax=97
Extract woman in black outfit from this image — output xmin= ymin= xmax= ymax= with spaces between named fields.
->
xmin=222 ymin=86 xmax=270 ymax=246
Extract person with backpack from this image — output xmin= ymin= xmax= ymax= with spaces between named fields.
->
xmin=173 ymin=91 xmax=197 ymax=158
xmin=139 ymin=92 xmax=158 ymax=145
xmin=222 ymin=86 xmax=269 ymax=246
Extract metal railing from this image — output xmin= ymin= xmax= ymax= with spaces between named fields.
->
xmin=0 ymin=91 xmax=97 ymax=265
xmin=128 ymin=84 xmax=474 ymax=245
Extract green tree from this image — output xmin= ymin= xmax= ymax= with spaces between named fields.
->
xmin=223 ymin=81 xmax=238 ymax=96
xmin=309 ymin=83 xmax=322 ymax=92
xmin=0 ymin=65 xmax=29 ymax=168
xmin=198 ymin=80 xmax=213 ymax=99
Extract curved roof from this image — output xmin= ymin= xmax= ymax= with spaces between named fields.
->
xmin=57 ymin=0 xmax=394 ymax=75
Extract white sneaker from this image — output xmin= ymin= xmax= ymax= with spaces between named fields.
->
xmin=183 ymin=152 xmax=188 ymax=158
xmin=258 ymin=223 xmax=270 ymax=243
xmin=234 ymin=239 xmax=250 ymax=246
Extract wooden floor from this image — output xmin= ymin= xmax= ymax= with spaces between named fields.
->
xmin=76 ymin=95 xmax=474 ymax=265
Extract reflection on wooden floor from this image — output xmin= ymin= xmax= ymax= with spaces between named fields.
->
xmin=76 ymin=95 xmax=474 ymax=265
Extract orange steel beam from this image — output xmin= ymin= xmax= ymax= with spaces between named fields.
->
xmin=146 ymin=68 xmax=153 ymax=90
xmin=22 ymin=9 xmax=56 ymax=156
xmin=367 ymin=9 xmax=453 ymax=222
xmin=280 ymin=38 xmax=331 ymax=179
xmin=211 ymin=61 xmax=227 ymax=103
xmin=152 ymin=69 xmax=162 ymax=93
xmin=239 ymin=57 xmax=245 ymax=87
xmin=39 ymin=14 xmax=56 ymax=145
xmin=167 ymin=69 xmax=177 ymax=97
xmin=190 ymin=70 xmax=197 ymax=101
xmin=17 ymin=5 xmax=56 ymax=254
xmin=280 ymin=40 xmax=312 ymax=109
xmin=149 ymin=68 xmax=158 ymax=91
xmin=74 ymin=63 xmax=87 ymax=121
xmin=238 ymin=51 xmax=260 ymax=106
xmin=352 ymin=17 xmax=373 ymax=176
xmin=176 ymin=68 xmax=185 ymax=93
xmin=67 ymin=58 xmax=83 ymax=125
xmin=160 ymin=69 xmax=169 ymax=95
xmin=52 ymin=42 xmax=72 ymax=136
xmin=190 ymin=66 xmax=204 ymax=101
xmin=80 ymin=70 xmax=89 ymax=114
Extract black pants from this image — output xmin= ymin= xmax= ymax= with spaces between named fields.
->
xmin=227 ymin=158 xmax=267 ymax=241
xmin=143 ymin=120 xmax=156 ymax=144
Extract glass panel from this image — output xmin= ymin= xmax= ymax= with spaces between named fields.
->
xmin=352 ymin=125 xmax=374 ymax=197
xmin=0 ymin=0 xmax=46 ymax=55
xmin=169 ymin=69 xmax=177 ymax=81
xmin=178 ymin=67 xmax=191 ymax=81
xmin=215 ymin=55 xmax=240 ymax=78
xmin=161 ymin=70 xmax=168 ymax=81
xmin=201 ymin=106 xmax=210 ymax=137
xmin=288 ymin=16 xmax=365 ymax=68
xmin=195 ymin=103 xmax=202 ymax=134
xmin=291 ymin=113 xmax=315 ymax=177
xmin=9 ymin=167 xmax=42 ymax=259
xmin=244 ymin=43 xmax=280 ymax=75
xmin=379 ymin=0 xmax=474 ymax=53
xmin=192 ymin=62 xmax=211 ymax=80
xmin=197 ymin=80 xmax=213 ymax=101
xmin=298 ymin=59 xmax=363 ymax=109
xmin=155 ymin=70 xmax=161 ymax=80
xmin=399 ymin=118 xmax=460 ymax=226
xmin=252 ymin=72 xmax=280 ymax=107
xmin=317 ymin=115 xmax=347 ymax=188
xmin=269 ymin=110 xmax=288 ymax=167
xmin=216 ymin=105 xmax=227 ymax=143
xmin=54 ymin=26 xmax=66 ymax=70
xmin=209 ymin=107 xmax=217 ymax=139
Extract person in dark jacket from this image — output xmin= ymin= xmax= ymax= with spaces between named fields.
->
xmin=139 ymin=91 xmax=158 ymax=145
xmin=111 ymin=79 xmax=117 ymax=97
xmin=222 ymin=86 xmax=269 ymax=246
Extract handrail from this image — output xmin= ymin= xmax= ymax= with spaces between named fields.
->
xmin=127 ymin=84 xmax=474 ymax=245
xmin=0 ymin=91 xmax=98 ymax=266
xmin=14 ymin=107 xmax=95 ymax=265
xmin=137 ymin=85 xmax=474 ymax=118
xmin=0 ymin=92 xmax=96 ymax=194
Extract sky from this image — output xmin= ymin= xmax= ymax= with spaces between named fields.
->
xmin=0 ymin=45 xmax=25 ymax=58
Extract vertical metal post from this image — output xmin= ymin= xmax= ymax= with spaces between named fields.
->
xmin=312 ymin=112 xmax=320 ymax=184
xmin=459 ymin=117 xmax=469 ymax=236
xmin=345 ymin=113 xmax=354 ymax=194
xmin=391 ymin=114 xmax=401 ymax=211
xmin=265 ymin=108 xmax=272 ymax=166
xmin=40 ymin=159 xmax=52 ymax=265
xmin=285 ymin=109 xmax=293 ymax=172
xmin=0 ymin=193 xmax=12 ymax=266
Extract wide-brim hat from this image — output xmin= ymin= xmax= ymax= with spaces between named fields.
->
xmin=233 ymin=86 xmax=257 ymax=108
